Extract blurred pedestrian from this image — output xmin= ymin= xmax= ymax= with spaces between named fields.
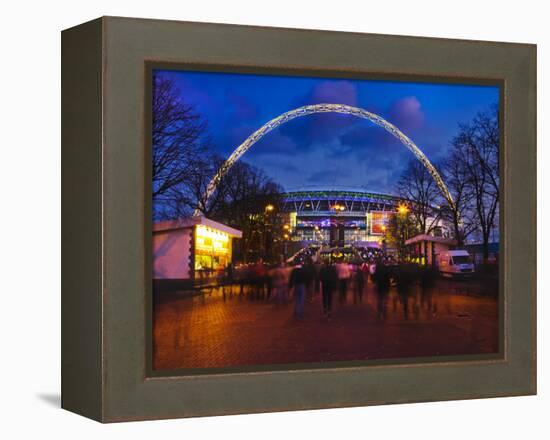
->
xmin=289 ymin=265 xmax=307 ymax=319
xmin=302 ymin=258 xmax=316 ymax=303
xmin=271 ymin=264 xmax=288 ymax=304
xmin=265 ymin=266 xmax=273 ymax=301
xmin=369 ymin=260 xmax=377 ymax=284
xmin=222 ymin=262 xmax=234 ymax=299
xmin=319 ymin=261 xmax=338 ymax=318
xmin=336 ymin=260 xmax=351 ymax=304
xmin=354 ymin=264 xmax=365 ymax=304
xmin=252 ymin=260 xmax=266 ymax=300
xmin=314 ymin=260 xmax=322 ymax=296
xmin=396 ymin=264 xmax=413 ymax=320
xmin=374 ymin=259 xmax=390 ymax=320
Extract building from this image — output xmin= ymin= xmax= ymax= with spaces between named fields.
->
xmin=153 ymin=216 xmax=242 ymax=289
xmin=405 ymin=234 xmax=457 ymax=266
xmin=281 ymin=188 xmax=447 ymax=248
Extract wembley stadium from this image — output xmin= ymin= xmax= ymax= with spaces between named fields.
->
xmin=279 ymin=187 xmax=446 ymax=248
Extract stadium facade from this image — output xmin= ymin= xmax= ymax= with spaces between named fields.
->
xmin=280 ymin=188 xmax=447 ymax=248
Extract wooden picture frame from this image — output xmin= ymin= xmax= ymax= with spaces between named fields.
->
xmin=61 ymin=16 xmax=536 ymax=422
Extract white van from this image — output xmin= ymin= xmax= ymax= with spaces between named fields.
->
xmin=437 ymin=250 xmax=475 ymax=278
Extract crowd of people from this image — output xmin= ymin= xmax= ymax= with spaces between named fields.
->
xmin=221 ymin=256 xmax=438 ymax=321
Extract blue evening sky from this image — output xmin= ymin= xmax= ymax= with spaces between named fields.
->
xmin=155 ymin=69 xmax=499 ymax=194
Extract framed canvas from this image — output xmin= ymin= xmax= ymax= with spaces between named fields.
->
xmin=61 ymin=16 xmax=536 ymax=422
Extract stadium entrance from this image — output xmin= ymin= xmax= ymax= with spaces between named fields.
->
xmin=280 ymin=189 xmax=400 ymax=247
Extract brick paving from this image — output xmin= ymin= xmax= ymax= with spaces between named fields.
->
xmin=153 ymin=279 xmax=499 ymax=371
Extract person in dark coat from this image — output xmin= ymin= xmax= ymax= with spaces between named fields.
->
xmin=319 ymin=261 xmax=338 ymax=318
xmin=302 ymin=258 xmax=317 ymax=303
xmin=374 ymin=259 xmax=390 ymax=320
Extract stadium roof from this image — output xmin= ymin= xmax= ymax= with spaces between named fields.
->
xmin=284 ymin=185 xmax=398 ymax=196
xmin=281 ymin=189 xmax=402 ymax=203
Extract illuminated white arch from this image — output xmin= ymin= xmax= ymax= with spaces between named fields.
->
xmin=196 ymin=103 xmax=455 ymax=215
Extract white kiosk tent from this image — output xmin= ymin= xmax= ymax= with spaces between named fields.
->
xmin=153 ymin=216 xmax=242 ymax=289
xmin=405 ymin=234 xmax=457 ymax=267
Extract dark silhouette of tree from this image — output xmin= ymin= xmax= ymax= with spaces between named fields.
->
xmin=208 ymin=162 xmax=283 ymax=263
xmin=394 ymin=105 xmax=499 ymax=259
xmin=154 ymin=153 xmax=217 ymax=220
xmin=441 ymin=148 xmax=477 ymax=246
xmin=152 ymin=74 xmax=209 ymax=218
xmin=396 ymin=159 xmax=443 ymax=235
xmin=446 ymin=104 xmax=499 ymax=259
xmin=151 ymin=75 xmax=284 ymax=229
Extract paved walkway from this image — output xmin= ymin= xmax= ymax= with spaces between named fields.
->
xmin=153 ymin=279 xmax=499 ymax=371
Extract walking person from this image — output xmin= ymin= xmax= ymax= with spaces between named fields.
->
xmin=302 ymin=258 xmax=316 ymax=303
xmin=369 ymin=259 xmax=377 ymax=284
xmin=319 ymin=261 xmax=338 ymax=318
xmin=271 ymin=264 xmax=288 ymax=304
xmin=335 ymin=259 xmax=351 ymax=304
xmin=252 ymin=260 xmax=266 ymax=300
xmin=265 ymin=267 xmax=273 ymax=301
xmin=314 ymin=260 xmax=322 ymax=296
xmin=354 ymin=264 xmax=365 ymax=304
xmin=396 ymin=264 xmax=412 ymax=320
xmin=374 ymin=259 xmax=390 ymax=320
xmin=289 ymin=265 xmax=307 ymax=319
xmin=222 ymin=262 xmax=234 ymax=299
xmin=361 ymin=261 xmax=370 ymax=283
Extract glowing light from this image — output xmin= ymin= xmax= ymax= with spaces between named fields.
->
xmin=265 ymin=204 xmax=274 ymax=212
xmin=195 ymin=225 xmax=230 ymax=254
xmin=397 ymin=204 xmax=410 ymax=215
xmin=195 ymin=104 xmax=455 ymax=216
xmin=196 ymin=225 xmax=229 ymax=241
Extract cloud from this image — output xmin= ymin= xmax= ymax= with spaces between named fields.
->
xmin=218 ymin=81 xmax=360 ymax=157
xmin=216 ymin=91 xmax=433 ymax=193
xmin=277 ymin=81 xmax=360 ymax=148
xmin=308 ymin=81 xmax=358 ymax=106
xmin=387 ymin=96 xmax=425 ymax=132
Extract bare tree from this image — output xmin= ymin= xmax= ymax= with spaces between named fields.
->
xmin=441 ymin=148 xmax=477 ymax=246
xmin=150 ymin=73 xmax=284 ymax=262
xmin=448 ymin=105 xmax=500 ymax=260
xmin=155 ymin=153 xmax=218 ymax=220
xmin=213 ymin=163 xmax=282 ymax=259
xmin=396 ymin=159 xmax=443 ymax=235
xmin=152 ymin=75 xmax=209 ymax=206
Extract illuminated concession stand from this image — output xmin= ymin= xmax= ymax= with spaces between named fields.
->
xmin=153 ymin=216 xmax=242 ymax=287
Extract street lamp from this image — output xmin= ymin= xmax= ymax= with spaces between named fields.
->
xmin=397 ymin=204 xmax=409 ymax=215
xmin=263 ymin=204 xmax=275 ymax=262
xmin=396 ymin=204 xmax=410 ymax=262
